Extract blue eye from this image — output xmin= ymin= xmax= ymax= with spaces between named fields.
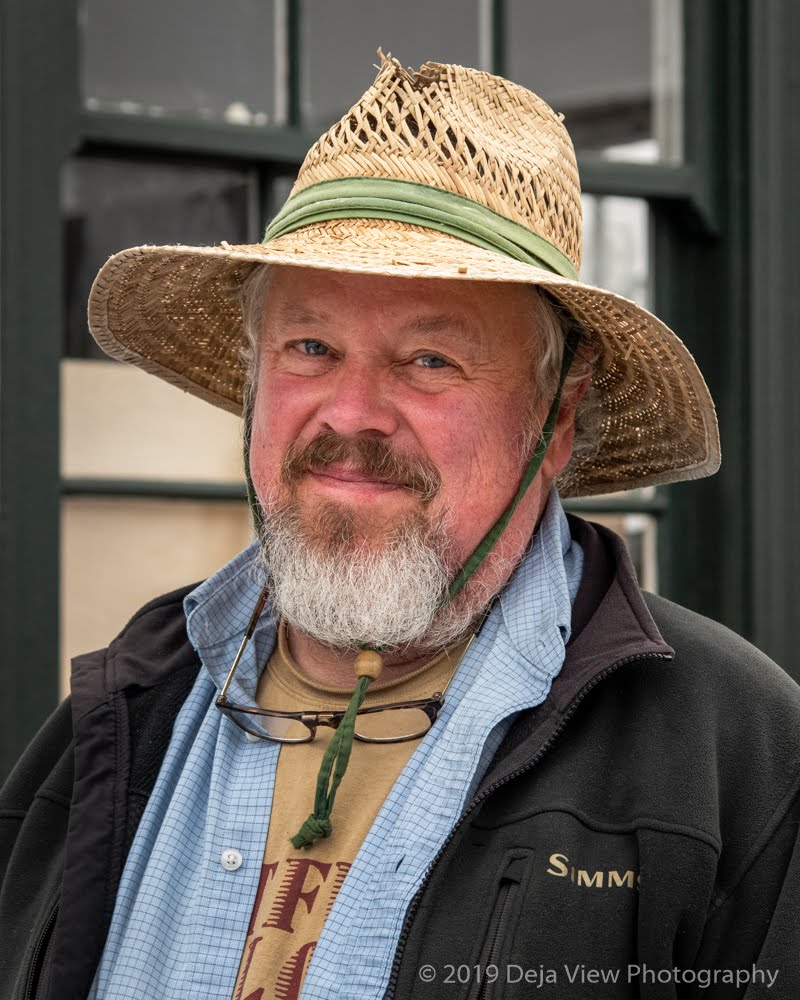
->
xmin=415 ymin=354 xmax=448 ymax=369
xmin=297 ymin=340 xmax=328 ymax=356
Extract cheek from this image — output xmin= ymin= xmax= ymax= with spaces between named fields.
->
xmin=429 ymin=390 xmax=531 ymax=520
xmin=441 ymin=391 xmax=528 ymax=471
xmin=248 ymin=375 xmax=309 ymax=496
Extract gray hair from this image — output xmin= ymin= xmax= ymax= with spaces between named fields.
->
xmin=239 ymin=264 xmax=603 ymax=492
xmin=526 ymin=288 xmax=603 ymax=492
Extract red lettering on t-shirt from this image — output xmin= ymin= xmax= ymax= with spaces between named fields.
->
xmin=247 ymin=863 xmax=279 ymax=936
xmin=263 ymin=858 xmax=332 ymax=933
xmin=275 ymin=941 xmax=317 ymax=1000
xmin=234 ymin=935 xmax=264 ymax=1000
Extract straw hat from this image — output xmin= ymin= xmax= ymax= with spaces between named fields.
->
xmin=88 ymin=54 xmax=720 ymax=497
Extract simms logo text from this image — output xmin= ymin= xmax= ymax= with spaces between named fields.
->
xmin=546 ymin=853 xmax=640 ymax=890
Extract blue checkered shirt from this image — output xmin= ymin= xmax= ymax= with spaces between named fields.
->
xmin=89 ymin=487 xmax=583 ymax=999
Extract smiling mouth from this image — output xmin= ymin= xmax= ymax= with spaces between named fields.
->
xmin=307 ymin=466 xmax=409 ymax=491
xmin=282 ymin=431 xmax=442 ymax=502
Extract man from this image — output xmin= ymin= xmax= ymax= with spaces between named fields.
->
xmin=2 ymin=54 xmax=799 ymax=1000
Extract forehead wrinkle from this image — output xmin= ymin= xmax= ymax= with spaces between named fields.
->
xmin=399 ymin=312 xmax=481 ymax=340
xmin=274 ymin=303 xmax=334 ymax=327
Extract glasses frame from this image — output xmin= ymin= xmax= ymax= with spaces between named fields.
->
xmin=215 ymin=587 xmax=480 ymax=745
xmin=216 ymin=696 xmax=445 ymax=745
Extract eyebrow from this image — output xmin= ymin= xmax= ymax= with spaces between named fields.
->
xmin=277 ymin=305 xmax=333 ymax=326
xmin=399 ymin=313 xmax=481 ymax=342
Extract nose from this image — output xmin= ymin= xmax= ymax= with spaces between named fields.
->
xmin=315 ymin=357 xmax=400 ymax=438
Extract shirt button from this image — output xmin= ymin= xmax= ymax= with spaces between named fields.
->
xmin=220 ymin=848 xmax=243 ymax=871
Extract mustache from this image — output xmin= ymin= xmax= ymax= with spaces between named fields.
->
xmin=281 ymin=431 xmax=442 ymax=502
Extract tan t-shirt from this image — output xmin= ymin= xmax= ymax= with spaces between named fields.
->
xmin=232 ymin=625 xmax=470 ymax=1000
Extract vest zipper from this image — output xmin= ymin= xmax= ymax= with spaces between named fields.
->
xmin=22 ymin=903 xmax=58 ymax=1000
xmin=385 ymin=650 xmax=671 ymax=999
xmin=472 ymin=857 xmax=526 ymax=1000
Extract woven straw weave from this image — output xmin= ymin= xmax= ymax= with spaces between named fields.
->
xmin=88 ymin=54 xmax=720 ymax=497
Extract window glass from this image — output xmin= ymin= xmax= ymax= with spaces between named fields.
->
xmin=61 ymin=360 xmax=244 ymax=483
xmin=581 ymin=194 xmax=650 ymax=307
xmin=507 ymin=0 xmax=682 ymax=161
xmin=302 ymin=0 xmax=480 ymax=129
xmin=61 ymin=497 xmax=253 ymax=694
xmin=81 ymin=0 xmax=280 ymax=124
xmin=61 ymin=156 xmax=258 ymax=359
xmin=587 ymin=512 xmax=659 ymax=591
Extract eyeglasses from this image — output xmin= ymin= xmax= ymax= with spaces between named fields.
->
xmin=215 ymin=588 xmax=479 ymax=745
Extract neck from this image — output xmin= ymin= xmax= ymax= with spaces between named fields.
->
xmin=284 ymin=627 xmax=438 ymax=687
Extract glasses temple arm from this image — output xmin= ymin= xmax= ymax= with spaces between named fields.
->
xmin=438 ymin=616 xmax=485 ymax=698
xmin=217 ymin=586 xmax=270 ymax=702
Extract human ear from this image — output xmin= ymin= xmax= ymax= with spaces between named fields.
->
xmin=541 ymin=375 xmax=591 ymax=480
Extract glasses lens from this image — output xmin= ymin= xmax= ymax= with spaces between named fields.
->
xmin=354 ymin=707 xmax=432 ymax=742
xmin=222 ymin=707 xmax=312 ymax=743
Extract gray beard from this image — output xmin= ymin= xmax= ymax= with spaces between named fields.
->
xmin=256 ymin=500 xmax=487 ymax=654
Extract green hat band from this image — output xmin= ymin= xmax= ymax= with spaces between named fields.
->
xmin=264 ymin=177 xmax=579 ymax=281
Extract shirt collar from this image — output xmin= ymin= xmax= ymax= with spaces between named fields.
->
xmin=495 ymin=485 xmax=579 ymax=663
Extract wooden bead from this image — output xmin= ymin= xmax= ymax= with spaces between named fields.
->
xmin=354 ymin=650 xmax=383 ymax=680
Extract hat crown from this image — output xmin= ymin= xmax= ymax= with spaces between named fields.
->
xmin=295 ymin=55 xmax=583 ymax=272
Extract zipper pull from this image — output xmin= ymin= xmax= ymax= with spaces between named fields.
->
xmin=500 ymin=856 xmax=526 ymax=884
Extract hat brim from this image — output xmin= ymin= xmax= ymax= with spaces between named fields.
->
xmin=88 ymin=217 xmax=720 ymax=498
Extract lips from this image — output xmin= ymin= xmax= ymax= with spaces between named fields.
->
xmin=308 ymin=464 xmax=408 ymax=489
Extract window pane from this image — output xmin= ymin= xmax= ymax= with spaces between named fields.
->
xmin=581 ymin=194 xmax=650 ymax=307
xmin=61 ymin=497 xmax=253 ymax=695
xmin=507 ymin=0 xmax=682 ymax=161
xmin=61 ymin=360 xmax=245 ymax=483
xmin=302 ymin=0 xmax=480 ymax=129
xmin=61 ymin=156 xmax=258 ymax=359
xmin=588 ymin=512 xmax=658 ymax=591
xmin=81 ymin=0 xmax=280 ymax=124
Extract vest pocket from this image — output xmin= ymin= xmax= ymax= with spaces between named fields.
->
xmin=469 ymin=854 xmax=528 ymax=1000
